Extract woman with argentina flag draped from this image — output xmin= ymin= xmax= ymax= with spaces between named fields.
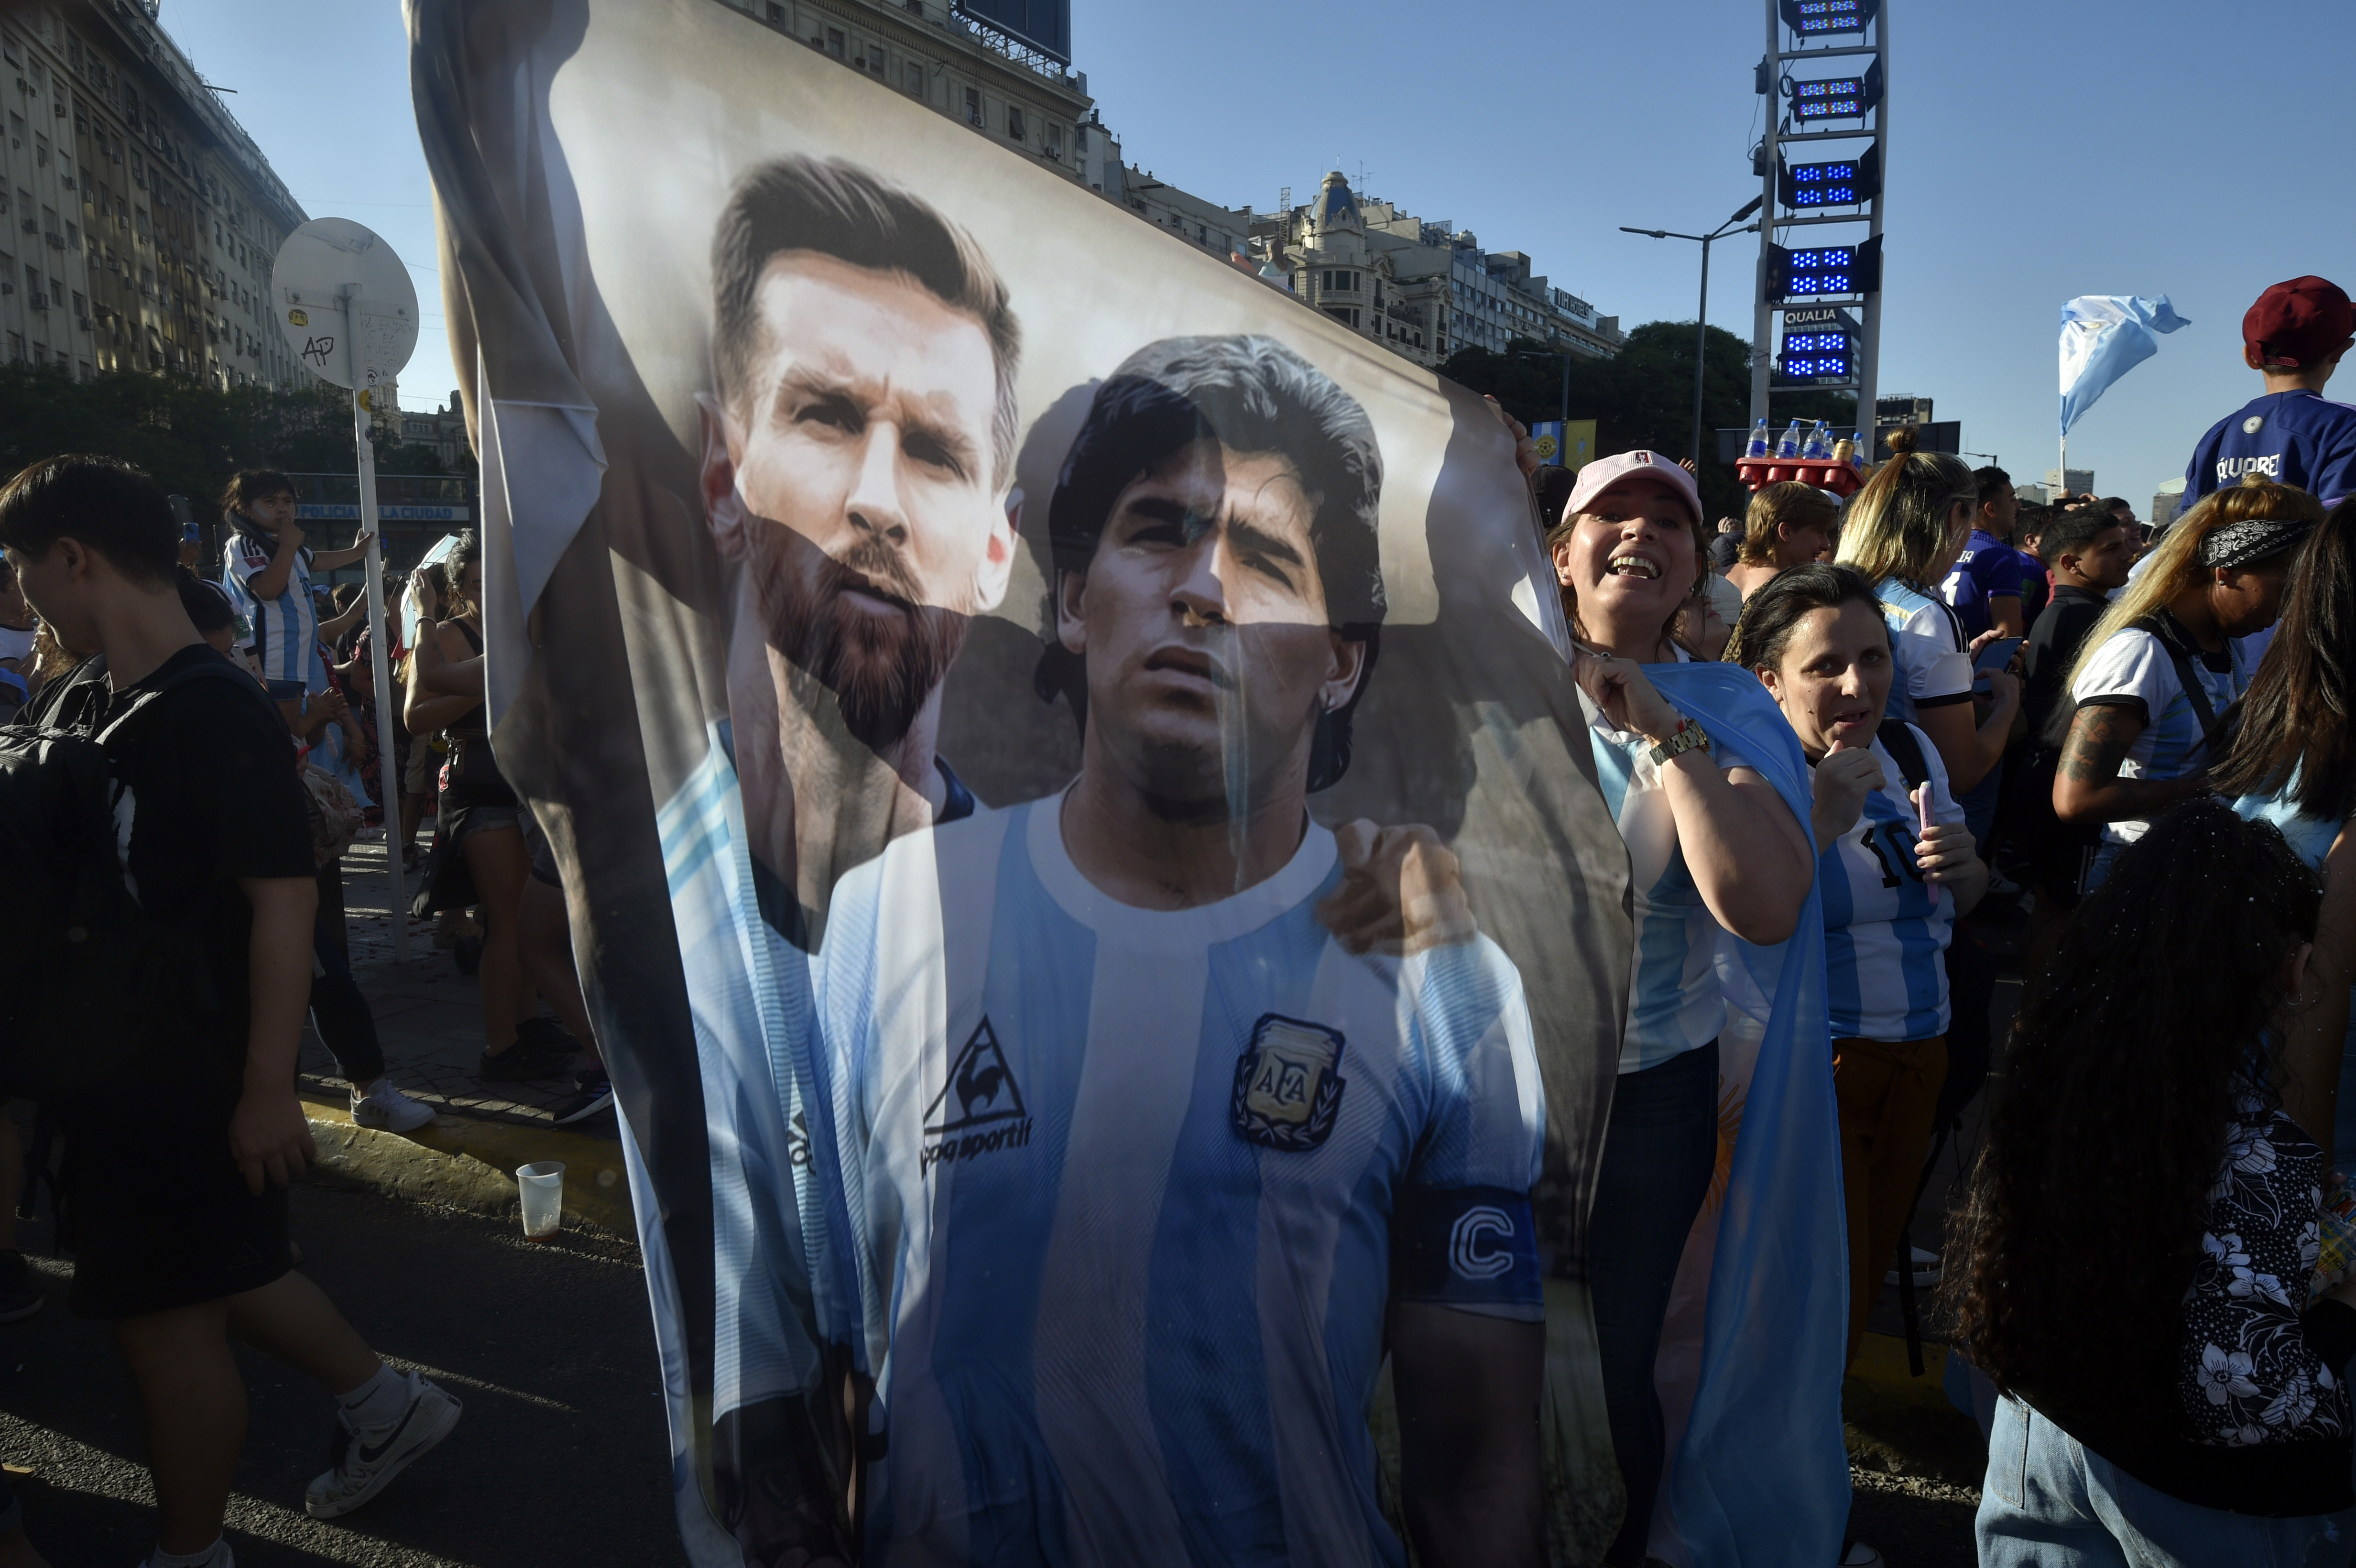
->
xmin=1543 ymin=451 xmax=1848 ymax=1566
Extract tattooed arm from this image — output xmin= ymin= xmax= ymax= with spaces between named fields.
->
xmin=2050 ymin=701 xmax=2212 ymax=823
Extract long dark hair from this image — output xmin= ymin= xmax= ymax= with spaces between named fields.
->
xmin=1944 ymin=800 xmax=2321 ymax=1432
xmin=1721 ymin=561 xmax=1884 ymax=672
xmin=2209 ymin=500 xmax=2356 ymax=820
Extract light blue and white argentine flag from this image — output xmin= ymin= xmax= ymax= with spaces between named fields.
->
xmin=2060 ymin=294 xmax=2190 ymax=436
xmin=1644 ymin=663 xmax=1849 ymax=1568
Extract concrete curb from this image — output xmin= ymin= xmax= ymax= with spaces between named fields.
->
xmin=299 ymin=1091 xmax=637 ymax=1238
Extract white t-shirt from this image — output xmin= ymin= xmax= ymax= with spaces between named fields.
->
xmin=1871 ymin=579 xmax=1974 ymax=726
xmin=0 ymin=624 xmax=34 ymax=667
xmin=2069 ymin=625 xmax=2255 ymax=846
xmin=1819 ymin=724 xmax=1963 ymax=1042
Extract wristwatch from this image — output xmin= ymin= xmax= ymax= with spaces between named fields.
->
xmin=1648 ymin=718 xmax=1712 ymax=766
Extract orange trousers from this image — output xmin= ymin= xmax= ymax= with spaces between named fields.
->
xmin=1832 ymin=1034 xmax=1947 ymax=1370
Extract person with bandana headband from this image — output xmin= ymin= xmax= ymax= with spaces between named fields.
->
xmin=2052 ymin=477 xmax=2323 ymax=892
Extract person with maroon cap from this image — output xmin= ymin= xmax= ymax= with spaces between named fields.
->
xmin=2181 ymin=275 xmax=2356 ymax=511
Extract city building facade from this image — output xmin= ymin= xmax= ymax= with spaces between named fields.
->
xmin=1 ymin=1 xmax=311 ymax=388
xmin=398 ymin=392 xmax=472 ymax=472
xmin=1249 ymin=172 xmax=1623 ymax=370
xmin=710 ymin=0 xmax=1104 ymax=191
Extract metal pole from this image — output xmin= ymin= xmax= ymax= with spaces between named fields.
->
xmin=1855 ymin=0 xmax=1889 ymax=455
xmin=1692 ymin=233 xmax=1712 ymax=465
xmin=344 ymin=284 xmax=407 ymax=960
xmin=1751 ymin=0 xmax=1779 ymax=427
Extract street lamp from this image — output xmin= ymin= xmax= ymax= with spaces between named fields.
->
xmin=1513 ymin=349 xmax=1571 ymax=432
xmin=1621 ymin=196 xmax=1764 ymax=466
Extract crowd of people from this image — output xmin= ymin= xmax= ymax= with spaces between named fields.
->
xmin=0 ymin=264 xmax=2353 ymax=1568
xmin=1532 ymin=273 xmax=2356 ymax=1566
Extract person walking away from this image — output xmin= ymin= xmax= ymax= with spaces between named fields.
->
xmin=1952 ymin=801 xmax=2356 ymax=1563
xmin=2012 ymin=508 xmax=2134 ymax=974
xmin=2214 ymin=500 xmax=2356 ymax=1179
xmin=1835 ymin=430 xmax=2020 ymax=851
xmin=177 ymin=572 xmax=436 ymax=1133
xmin=2182 ymin=276 xmax=2356 ymax=512
xmin=2051 ymin=477 xmax=2316 ymax=892
xmin=215 ymin=470 xmax=371 ymax=737
xmin=1734 ymin=565 xmax=1985 ymax=1357
xmin=1724 ymin=480 xmax=1840 ymax=602
xmin=404 ymin=533 xmax=575 ymax=1080
xmin=0 ymin=456 xmax=459 ymax=1568
xmin=1546 ymin=450 xmax=1817 ymax=1568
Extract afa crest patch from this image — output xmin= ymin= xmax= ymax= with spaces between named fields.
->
xmin=1231 ymin=1014 xmax=1346 ymax=1152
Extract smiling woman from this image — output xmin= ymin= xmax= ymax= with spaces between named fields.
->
xmin=1546 ymin=449 xmax=1816 ymax=1568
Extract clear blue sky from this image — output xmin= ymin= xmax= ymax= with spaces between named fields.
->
xmin=168 ymin=0 xmax=2356 ymax=508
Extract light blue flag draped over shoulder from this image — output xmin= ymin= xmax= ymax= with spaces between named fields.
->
xmin=2060 ymin=294 xmax=2191 ymax=436
xmin=1644 ymin=661 xmax=1849 ymax=1567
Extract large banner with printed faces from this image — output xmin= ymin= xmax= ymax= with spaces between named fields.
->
xmin=404 ymin=0 xmax=1680 ymax=1559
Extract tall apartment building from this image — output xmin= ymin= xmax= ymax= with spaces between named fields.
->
xmin=1 ymin=1 xmax=311 ymax=389
xmin=709 ymin=0 xmax=1109 ymax=190
xmin=1250 ymin=172 xmax=1624 ymax=371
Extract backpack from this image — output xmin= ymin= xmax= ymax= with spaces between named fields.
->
xmin=0 ymin=659 xmax=264 ymax=1104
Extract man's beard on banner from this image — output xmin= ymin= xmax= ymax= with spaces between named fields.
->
xmin=746 ymin=512 xmax=971 ymax=750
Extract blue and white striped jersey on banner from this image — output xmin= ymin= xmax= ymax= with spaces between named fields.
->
xmin=1818 ymin=725 xmax=1961 ymax=1043
xmin=1869 ymin=578 xmax=1973 ymax=726
xmin=1644 ymin=662 xmax=1849 ymax=1568
xmin=2071 ymin=627 xmax=2254 ymax=848
xmin=811 ymin=795 xmax=1545 ymax=1567
xmin=1585 ymin=648 xmax=1757 ymax=1076
xmin=219 ymin=528 xmax=321 ymax=688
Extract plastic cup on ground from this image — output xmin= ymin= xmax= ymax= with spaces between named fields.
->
xmin=517 ymin=1161 xmax=565 ymax=1239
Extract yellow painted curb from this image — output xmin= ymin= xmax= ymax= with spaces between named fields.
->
xmin=300 ymin=1091 xmax=636 ymax=1237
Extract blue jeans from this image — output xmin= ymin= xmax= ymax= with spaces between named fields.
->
xmin=1977 ymin=1396 xmax=2356 ymax=1567
xmin=1590 ymin=1040 xmax=1721 ymax=1566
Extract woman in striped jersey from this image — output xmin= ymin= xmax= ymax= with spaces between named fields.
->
xmin=2053 ymin=477 xmax=2317 ymax=892
xmin=1732 ymin=564 xmax=1987 ymax=1372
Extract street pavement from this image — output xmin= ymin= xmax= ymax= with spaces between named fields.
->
xmin=305 ymin=832 xmax=602 ymax=1129
xmin=0 ymin=1184 xmax=685 ymax=1568
xmin=0 ymin=827 xmax=2007 ymax=1564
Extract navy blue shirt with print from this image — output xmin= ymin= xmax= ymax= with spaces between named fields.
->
xmin=2183 ymin=391 xmax=2356 ymax=509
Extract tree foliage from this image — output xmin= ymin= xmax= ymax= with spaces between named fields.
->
xmin=1441 ymin=322 xmax=1858 ymax=525
xmin=0 ymin=364 xmax=471 ymax=508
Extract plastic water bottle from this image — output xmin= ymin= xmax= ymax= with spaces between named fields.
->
xmin=1801 ymin=420 xmax=1829 ymax=460
xmin=1746 ymin=417 xmax=1771 ymax=459
xmin=1776 ymin=420 xmax=1804 ymax=459
xmin=1848 ymin=429 xmax=1869 ymax=471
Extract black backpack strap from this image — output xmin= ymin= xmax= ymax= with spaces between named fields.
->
xmin=2128 ymin=614 xmax=2223 ymax=752
xmin=93 ymin=656 xmax=279 ymax=751
xmin=1876 ymin=717 xmax=1931 ymax=796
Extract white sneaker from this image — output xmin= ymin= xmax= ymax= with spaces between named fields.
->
xmin=1839 ymin=1540 xmax=1886 ymax=1567
xmin=139 ymin=1544 xmax=234 ymax=1568
xmin=351 ymin=1080 xmax=436 ymax=1133
xmin=305 ymin=1371 xmax=462 ymax=1519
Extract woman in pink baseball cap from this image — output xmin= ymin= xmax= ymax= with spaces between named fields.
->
xmin=1547 ymin=448 xmax=1818 ymax=1567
